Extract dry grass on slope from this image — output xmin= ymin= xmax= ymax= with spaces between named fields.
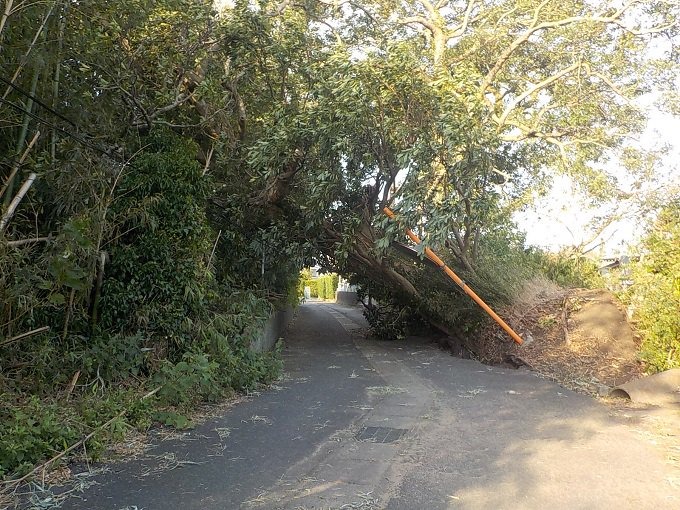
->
xmin=476 ymin=277 xmax=644 ymax=397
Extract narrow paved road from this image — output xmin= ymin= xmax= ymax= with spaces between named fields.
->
xmin=59 ymin=302 xmax=679 ymax=509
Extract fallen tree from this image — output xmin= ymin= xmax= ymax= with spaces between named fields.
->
xmin=219 ymin=0 xmax=676 ymax=342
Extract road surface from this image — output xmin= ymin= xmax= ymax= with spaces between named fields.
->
xmin=58 ymin=302 xmax=679 ymax=509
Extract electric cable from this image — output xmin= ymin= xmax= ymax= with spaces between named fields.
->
xmin=0 ymin=97 xmax=121 ymax=161
xmin=0 ymin=75 xmax=77 ymax=127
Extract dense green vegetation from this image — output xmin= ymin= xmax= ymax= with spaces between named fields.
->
xmin=0 ymin=1 xmax=295 ymax=478
xmin=299 ymin=270 xmax=339 ymax=300
xmin=0 ymin=0 xmax=677 ymax=481
xmin=357 ymin=229 xmax=604 ymax=342
xmin=623 ymin=201 xmax=680 ymax=372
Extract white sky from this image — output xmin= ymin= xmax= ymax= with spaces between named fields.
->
xmin=515 ymin=106 xmax=680 ymax=257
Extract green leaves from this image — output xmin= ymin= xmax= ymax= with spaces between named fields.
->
xmin=0 ymin=397 xmax=80 ymax=478
xmin=1 ymin=0 xmax=678 ymax=478
xmin=623 ymin=200 xmax=680 ymax=372
xmin=47 ymin=253 xmax=87 ymax=291
xmin=48 ymin=292 xmax=66 ymax=305
xmin=100 ymin=130 xmax=211 ymax=335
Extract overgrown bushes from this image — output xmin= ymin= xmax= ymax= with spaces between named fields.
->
xmin=317 ymin=274 xmax=339 ymax=300
xmin=0 ymin=131 xmax=286 ymax=479
xmin=358 ymin=228 xmax=603 ymax=342
xmin=99 ymin=132 xmax=212 ymax=341
xmin=0 ymin=398 xmax=80 ymax=478
xmin=622 ymin=202 xmax=680 ymax=372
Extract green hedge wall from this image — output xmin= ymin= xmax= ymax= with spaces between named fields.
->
xmin=300 ymin=273 xmax=339 ymax=300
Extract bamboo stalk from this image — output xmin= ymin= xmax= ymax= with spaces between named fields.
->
xmin=5 ymin=236 xmax=50 ymax=247
xmin=0 ymin=130 xmax=40 ymax=201
xmin=3 ymin=67 xmax=40 ymax=208
xmin=89 ymin=251 xmax=107 ymax=328
xmin=0 ymin=172 xmax=38 ymax=233
xmin=15 ymin=68 xmax=40 ymax=151
xmin=206 ymin=229 xmax=222 ymax=273
xmin=62 ymin=288 xmax=75 ymax=340
xmin=2 ymin=0 xmax=56 ymax=101
xmin=0 ymin=0 xmax=14 ymax=41
xmin=50 ymin=0 xmax=65 ymax=160
xmin=0 ymin=326 xmax=50 ymax=347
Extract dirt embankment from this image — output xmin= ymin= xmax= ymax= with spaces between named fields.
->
xmin=476 ymin=282 xmax=644 ymax=396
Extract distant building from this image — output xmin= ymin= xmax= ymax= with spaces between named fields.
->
xmin=599 ymin=255 xmax=638 ymax=289
xmin=337 ymin=276 xmax=356 ymax=292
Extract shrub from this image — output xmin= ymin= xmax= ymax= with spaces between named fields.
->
xmin=0 ymin=131 xmax=286 ymax=480
xmin=0 ymin=290 xmax=284 ymax=479
xmin=0 ymin=391 xmax=139 ymax=478
xmin=306 ymin=279 xmax=319 ymax=297
xmin=622 ymin=202 xmax=680 ymax=372
xmin=152 ymin=353 xmax=221 ymax=407
xmin=316 ymin=274 xmax=339 ymax=300
xmin=0 ymin=397 xmax=79 ymax=477
xmin=100 ymin=130 xmax=211 ymax=342
xmin=298 ymin=271 xmax=339 ymax=300
xmin=532 ymin=251 xmax=603 ymax=289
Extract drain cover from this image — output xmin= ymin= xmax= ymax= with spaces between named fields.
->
xmin=355 ymin=426 xmax=408 ymax=444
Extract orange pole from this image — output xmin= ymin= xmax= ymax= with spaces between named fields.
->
xmin=383 ymin=207 xmax=523 ymax=345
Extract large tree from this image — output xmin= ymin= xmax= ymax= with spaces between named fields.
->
xmin=2 ymin=0 xmax=678 ymax=344
xmin=213 ymin=0 xmax=677 ymax=334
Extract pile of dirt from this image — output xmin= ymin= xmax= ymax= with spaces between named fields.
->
xmin=476 ymin=283 xmax=645 ymax=397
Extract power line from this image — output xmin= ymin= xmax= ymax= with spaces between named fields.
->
xmin=0 ymin=97 xmax=121 ymax=161
xmin=0 ymin=75 xmax=76 ymax=127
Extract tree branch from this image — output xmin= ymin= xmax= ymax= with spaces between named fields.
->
xmin=398 ymin=15 xmax=440 ymax=35
xmin=479 ymin=0 xmax=661 ymax=94
xmin=497 ymin=62 xmax=581 ymax=126
xmin=582 ymin=64 xmax=635 ymax=104
xmin=449 ymin=0 xmax=478 ymax=39
xmin=253 ymin=147 xmax=307 ymax=207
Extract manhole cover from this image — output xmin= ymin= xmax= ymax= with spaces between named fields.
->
xmin=355 ymin=426 xmax=408 ymax=444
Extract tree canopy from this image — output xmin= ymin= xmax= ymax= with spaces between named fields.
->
xmin=2 ymin=0 xmax=678 ymax=339
xmin=0 ymin=0 xmax=678 ymax=476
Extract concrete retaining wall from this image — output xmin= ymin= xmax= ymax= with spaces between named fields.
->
xmin=250 ymin=306 xmax=294 ymax=352
xmin=335 ymin=290 xmax=359 ymax=306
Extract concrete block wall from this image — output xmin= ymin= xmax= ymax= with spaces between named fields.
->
xmin=250 ymin=306 xmax=294 ymax=352
xmin=335 ymin=290 xmax=359 ymax=306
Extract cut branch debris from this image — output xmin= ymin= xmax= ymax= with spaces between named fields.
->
xmin=0 ymin=326 xmax=50 ymax=348
xmin=0 ymin=387 xmax=161 ymax=493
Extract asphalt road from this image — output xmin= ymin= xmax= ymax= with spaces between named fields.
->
xmin=57 ymin=302 xmax=679 ymax=510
